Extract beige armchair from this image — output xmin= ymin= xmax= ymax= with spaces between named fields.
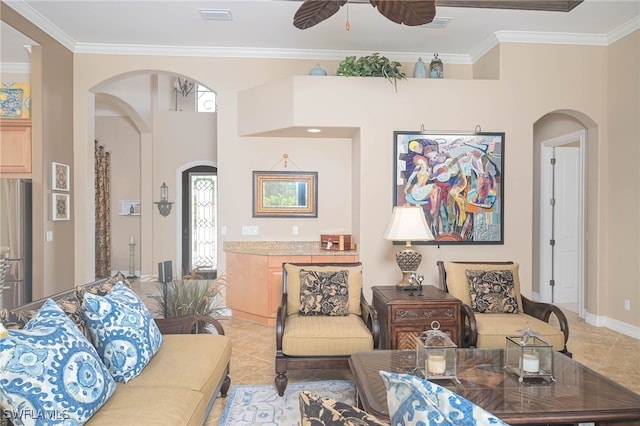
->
xmin=437 ymin=261 xmax=570 ymax=356
xmin=275 ymin=262 xmax=379 ymax=396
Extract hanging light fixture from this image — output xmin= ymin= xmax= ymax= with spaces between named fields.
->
xmin=175 ymin=77 xmax=195 ymax=97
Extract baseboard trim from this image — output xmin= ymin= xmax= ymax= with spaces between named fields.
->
xmin=584 ymin=312 xmax=640 ymax=340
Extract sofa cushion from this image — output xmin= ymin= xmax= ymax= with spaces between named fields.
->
xmin=282 ymin=314 xmax=373 ymax=356
xmin=85 ymin=386 xmax=205 ymax=426
xmin=474 ymin=313 xmax=565 ymax=351
xmin=82 ymin=282 xmax=163 ymax=382
xmin=299 ymin=390 xmax=388 ymax=426
xmin=285 ymin=263 xmax=363 ymax=316
xmin=0 ymin=299 xmax=116 ymax=425
xmin=379 ymin=371 xmax=508 ymax=426
xmin=466 ymin=269 xmax=520 ymax=314
xmin=299 ymin=269 xmax=349 ymax=316
xmin=443 ymin=262 xmax=524 ymax=312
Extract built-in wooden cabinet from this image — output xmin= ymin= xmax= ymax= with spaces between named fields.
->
xmin=226 ymin=251 xmax=358 ymax=325
xmin=0 ymin=118 xmax=32 ymax=174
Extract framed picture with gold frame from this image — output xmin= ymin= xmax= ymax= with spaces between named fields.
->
xmin=252 ymin=171 xmax=318 ymax=217
xmin=52 ymin=162 xmax=70 ymax=191
xmin=52 ymin=193 xmax=70 ymax=221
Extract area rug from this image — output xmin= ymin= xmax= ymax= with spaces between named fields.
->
xmin=219 ymin=380 xmax=356 ymax=425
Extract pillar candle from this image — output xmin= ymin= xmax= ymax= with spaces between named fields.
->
xmin=522 ymin=351 xmax=540 ymax=373
xmin=427 ymin=353 xmax=447 ymax=375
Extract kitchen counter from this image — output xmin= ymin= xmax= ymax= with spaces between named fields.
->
xmin=223 ymin=240 xmax=358 ymax=256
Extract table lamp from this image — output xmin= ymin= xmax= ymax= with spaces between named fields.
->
xmin=384 ymin=206 xmax=434 ymax=290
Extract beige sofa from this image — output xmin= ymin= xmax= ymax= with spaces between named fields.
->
xmin=0 ymin=276 xmax=231 ymax=425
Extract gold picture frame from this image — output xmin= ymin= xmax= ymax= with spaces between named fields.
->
xmin=52 ymin=162 xmax=70 ymax=191
xmin=252 ymin=171 xmax=318 ymax=217
xmin=52 ymin=193 xmax=70 ymax=221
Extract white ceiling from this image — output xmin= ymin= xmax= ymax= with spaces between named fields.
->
xmin=2 ymin=0 xmax=640 ymax=67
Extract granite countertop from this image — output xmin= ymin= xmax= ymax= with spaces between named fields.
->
xmin=223 ymin=241 xmax=358 ymax=256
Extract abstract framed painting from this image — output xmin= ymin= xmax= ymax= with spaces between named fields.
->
xmin=393 ymin=131 xmax=505 ymax=244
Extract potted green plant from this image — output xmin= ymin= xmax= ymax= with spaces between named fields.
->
xmin=154 ymin=272 xmax=228 ymax=333
xmin=336 ymin=53 xmax=406 ymax=91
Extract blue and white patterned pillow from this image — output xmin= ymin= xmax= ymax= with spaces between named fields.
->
xmin=81 ymin=282 xmax=163 ymax=382
xmin=379 ymin=371 xmax=510 ymax=426
xmin=0 ymin=299 xmax=116 ymax=425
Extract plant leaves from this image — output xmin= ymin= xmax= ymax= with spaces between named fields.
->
xmin=294 ymin=0 xmax=348 ymax=30
xmin=369 ymin=0 xmax=436 ymax=26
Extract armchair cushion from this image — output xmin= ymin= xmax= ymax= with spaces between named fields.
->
xmin=282 ymin=314 xmax=373 ymax=356
xmin=466 ymin=269 xmax=520 ymax=314
xmin=285 ymin=263 xmax=363 ymax=316
xmin=299 ymin=269 xmax=349 ymax=316
xmin=474 ymin=313 xmax=565 ymax=350
xmin=443 ymin=261 xmax=524 ymax=312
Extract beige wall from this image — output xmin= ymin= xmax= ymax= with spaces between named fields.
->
xmin=1 ymin=4 xmax=74 ymax=298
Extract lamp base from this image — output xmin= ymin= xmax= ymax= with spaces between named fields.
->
xmin=396 ymin=271 xmax=420 ymax=290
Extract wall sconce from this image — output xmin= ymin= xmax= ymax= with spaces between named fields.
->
xmin=154 ymin=182 xmax=174 ymax=217
xmin=384 ymin=206 xmax=434 ymax=290
xmin=175 ymin=77 xmax=195 ymax=97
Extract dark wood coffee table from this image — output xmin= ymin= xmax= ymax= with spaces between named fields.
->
xmin=349 ymin=349 xmax=640 ymax=425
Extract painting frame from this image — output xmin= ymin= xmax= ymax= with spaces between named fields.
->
xmin=52 ymin=162 xmax=70 ymax=191
xmin=393 ymin=131 xmax=505 ymax=245
xmin=52 ymin=193 xmax=70 ymax=221
xmin=253 ymin=171 xmax=318 ymax=218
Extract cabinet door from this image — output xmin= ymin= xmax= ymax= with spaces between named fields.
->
xmin=268 ymin=255 xmax=312 ymax=317
xmin=0 ymin=118 xmax=31 ymax=173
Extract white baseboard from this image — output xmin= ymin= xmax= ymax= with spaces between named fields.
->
xmin=584 ymin=312 xmax=640 ymax=340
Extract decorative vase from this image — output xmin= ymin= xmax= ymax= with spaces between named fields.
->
xmin=414 ymin=57 xmax=427 ymax=78
xmin=430 ymin=53 xmax=443 ymax=79
xmin=309 ymin=63 xmax=327 ymax=76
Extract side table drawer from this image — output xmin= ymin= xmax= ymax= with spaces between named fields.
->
xmin=392 ymin=325 xmax=459 ymax=350
xmin=391 ymin=305 xmax=458 ymax=324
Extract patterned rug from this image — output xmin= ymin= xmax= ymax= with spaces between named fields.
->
xmin=219 ymin=380 xmax=356 ymax=425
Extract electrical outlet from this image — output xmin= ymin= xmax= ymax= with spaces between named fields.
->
xmin=241 ymin=225 xmax=259 ymax=235
xmin=624 ymin=299 xmax=631 ymax=311
xmin=292 ymin=226 xmax=298 ymax=235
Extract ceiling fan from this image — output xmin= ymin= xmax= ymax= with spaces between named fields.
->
xmin=293 ymin=0 xmax=584 ymax=30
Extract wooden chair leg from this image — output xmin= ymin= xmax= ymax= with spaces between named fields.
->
xmin=275 ymin=372 xmax=288 ymax=396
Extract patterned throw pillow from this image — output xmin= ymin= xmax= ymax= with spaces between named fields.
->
xmin=0 ymin=299 xmax=116 ymax=425
xmin=298 ymin=269 xmax=349 ymax=316
xmin=0 ymin=307 xmax=38 ymax=330
xmin=81 ymin=282 xmax=163 ymax=382
xmin=379 ymin=371 xmax=509 ymax=426
xmin=465 ymin=269 xmax=520 ymax=314
xmin=75 ymin=272 xmax=130 ymax=304
xmin=299 ymin=390 xmax=388 ymax=426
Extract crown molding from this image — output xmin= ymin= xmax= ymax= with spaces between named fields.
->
xmin=0 ymin=62 xmax=31 ymax=74
xmin=607 ymin=15 xmax=640 ymax=44
xmin=4 ymin=0 xmax=76 ymax=52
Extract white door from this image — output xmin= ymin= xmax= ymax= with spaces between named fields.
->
xmin=539 ymin=132 xmax=584 ymax=314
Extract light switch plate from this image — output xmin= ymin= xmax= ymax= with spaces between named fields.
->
xmin=242 ymin=225 xmax=258 ymax=235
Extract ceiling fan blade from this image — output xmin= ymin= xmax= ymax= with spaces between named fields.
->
xmin=293 ymin=0 xmax=348 ymax=30
xmin=369 ymin=0 xmax=436 ymax=26
xmin=435 ymin=0 xmax=583 ymax=12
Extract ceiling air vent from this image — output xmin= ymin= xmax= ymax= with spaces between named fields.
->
xmin=423 ymin=17 xmax=451 ymax=29
xmin=199 ymin=9 xmax=233 ymax=21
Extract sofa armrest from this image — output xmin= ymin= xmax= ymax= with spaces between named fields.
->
xmin=360 ymin=290 xmax=380 ymax=349
xmin=154 ymin=315 xmax=225 ymax=335
xmin=276 ymin=293 xmax=288 ymax=351
xmin=460 ymin=303 xmax=478 ymax=348
xmin=522 ymin=295 xmax=570 ymax=348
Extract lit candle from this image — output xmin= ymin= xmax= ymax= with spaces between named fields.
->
xmin=130 ymin=236 xmax=134 ymax=245
xmin=522 ymin=351 xmax=540 ymax=373
xmin=427 ymin=353 xmax=447 ymax=375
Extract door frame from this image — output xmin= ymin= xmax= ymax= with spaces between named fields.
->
xmin=539 ymin=130 xmax=586 ymax=317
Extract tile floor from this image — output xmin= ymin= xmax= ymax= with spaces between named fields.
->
xmin=204 ymin=309 xmax=640 ymax=425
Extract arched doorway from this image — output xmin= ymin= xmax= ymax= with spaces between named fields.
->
xmin=533 ymin=110 xmax=598 ymax=319
xmin=181 ymin=165 xmax=218 ymax=279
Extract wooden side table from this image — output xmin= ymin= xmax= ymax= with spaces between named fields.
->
xmin=372 ymin=285 xmax=462 ymax=349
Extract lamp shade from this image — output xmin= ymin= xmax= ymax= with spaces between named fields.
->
xmin=384 ymin=206 xmax=434 ymax=242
